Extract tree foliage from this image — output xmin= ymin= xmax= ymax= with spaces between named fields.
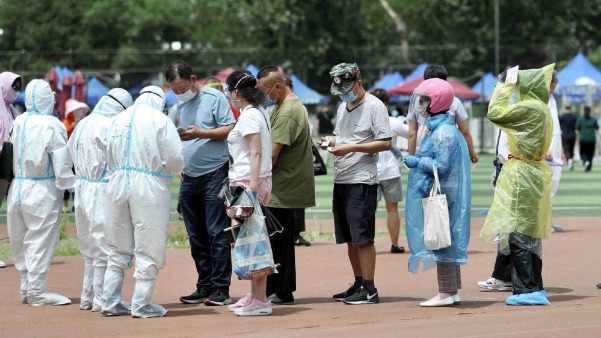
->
xmin=1 ymin=0 xmax=601 ymax=91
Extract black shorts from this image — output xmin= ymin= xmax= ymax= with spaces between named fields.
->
xmin=333 ymin=183 xmax=378 ymax=245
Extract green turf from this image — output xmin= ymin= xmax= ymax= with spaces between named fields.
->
xmin=1 ymin=154 xmax=599 ymax=222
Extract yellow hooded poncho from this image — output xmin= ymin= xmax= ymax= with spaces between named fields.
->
xmin=480 ymin=64 xmax=554 ymax=246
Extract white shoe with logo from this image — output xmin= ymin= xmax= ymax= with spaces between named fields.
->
xmin=477 ymin=277 xmax=512 ymax=291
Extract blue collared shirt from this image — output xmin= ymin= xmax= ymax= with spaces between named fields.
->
xmin=177 ymin=87 xmax=235 ymax=176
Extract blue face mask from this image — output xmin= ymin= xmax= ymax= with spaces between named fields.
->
xmin=263 ymin=96 xmax=274 ymax=108
xmin=339 ymin=90 xmax=358 ymax=103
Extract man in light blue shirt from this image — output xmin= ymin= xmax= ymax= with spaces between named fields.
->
xmin=166 ymin=60 xmax=236 ymax=306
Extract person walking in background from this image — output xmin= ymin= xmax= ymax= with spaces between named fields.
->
xmin=407 ymin=64 xmax=479 ymax=164
xmin=559 ymin=105 xmax=578 ymax=171
xmin=369 ymin=88 xmax=408 ymax=254
xmin=67 ymin=89 xmax=133 ymax=311
xmin=576 ymin=106 xmax=598 ymax=172
xmin=223 ymin=70 xmax=274 ymax=316
xmin=7 ymin=79 xmax=77 ymax=306
xmin=322 ymin=63 xmax=391 ymax=305
xmin=101 ymin=86 xmax=183 ymax=318
xmin=0 ymin=71 xmax=22 ymax=269
xmin=481 ymin=64 xmax=555 ymax=306
xmin=257 ymin=65 xmax=315 ymax=305
xmin=166 ymin=60 xmax=236 ymax=306
xmin=404 ymin=79 xmax=471 ymax=307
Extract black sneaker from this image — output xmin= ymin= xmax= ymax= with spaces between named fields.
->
xmin=179 ymin=287 xmax=211 ymax=304
xmin=343 ymin=286 xmax=379 ymax=305
xmin=294 ymin=235 xmax=311 ymax=246
xmin=269 ymin=293 xmax=295 ymax=305
xmin=333 ymin=283 xmax=361 ymax=301
xmin=390 ymin=245 xmax=405 ymax=254
xmin=204 ymin=289 xmax=232 ymax=306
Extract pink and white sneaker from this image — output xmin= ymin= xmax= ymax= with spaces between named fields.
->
xmin=228 ymin=294 xmax=251 ymax=312
xmin=234 ymin=297 xmax=272 ymax=316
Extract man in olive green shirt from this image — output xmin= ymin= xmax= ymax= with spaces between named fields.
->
xmin=576 ymin=106 xmax=599 ymax=172
xmin=257 ymin=66 xmax=315 ymax=304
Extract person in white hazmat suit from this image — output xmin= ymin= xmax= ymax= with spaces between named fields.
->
xmin=7 ymin=79 xmax=77 ymax=306
xmin=101 ymin=86 xmax=183 ymax=318
xmin=67 ymin=89 xmax=133 ymax=311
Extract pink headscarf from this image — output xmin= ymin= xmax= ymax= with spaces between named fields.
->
xmin=0 ymin=72 xmax=21 ymax=148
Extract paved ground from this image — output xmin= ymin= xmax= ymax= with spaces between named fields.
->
xmin=1 ymin=217 xmax=600 ymax=338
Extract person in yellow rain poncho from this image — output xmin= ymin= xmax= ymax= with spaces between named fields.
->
xmin=480 ymin=64 xmax=554 ymax=306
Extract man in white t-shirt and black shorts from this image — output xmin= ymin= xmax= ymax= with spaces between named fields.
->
xmin=321 ymin=63 xmax=391 ymax=305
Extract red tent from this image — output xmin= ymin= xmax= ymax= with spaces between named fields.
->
xmin=45 ymin=68 xmax=59 ymax=112
xmin=58 ymin=75 xmax=72 ymax=120
xmin=73 ymin=71 xmax=86 ymax=103
xmin=199 ymin=67 xmax=236 ymax=84
xmin=389 ymin=76 xmax=480 ymax=100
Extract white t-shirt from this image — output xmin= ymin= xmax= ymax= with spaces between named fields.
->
xmin=377 ymin=117 xmax=409 ymax=180
xmin=227 ymin=105 xmax=272 ymax=181
xmin=333 ymin=93 xmax=392 ymax=184
xmin=407 ymin=96 xmax=468 ymax=126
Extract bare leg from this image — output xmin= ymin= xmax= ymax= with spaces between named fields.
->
xmin=347 ymin=243 xmax=362 ymax=277
xmin=357 ymin=244 xmax=376 ymax=281
xmin=385 ymin=202 xmax=400 ymax=247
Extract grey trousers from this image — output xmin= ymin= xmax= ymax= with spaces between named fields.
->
xmin=437 ymin=262 xmax=461 ymax=293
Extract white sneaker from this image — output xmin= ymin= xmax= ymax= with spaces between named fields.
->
xmin=0 ymin=260 xmax=5 ymax=268
xmin=477 ymin=277 xmax=512 ymax=291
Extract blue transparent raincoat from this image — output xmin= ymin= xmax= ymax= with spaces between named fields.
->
xmin=405 ymin=114 xmax=471 ymax=273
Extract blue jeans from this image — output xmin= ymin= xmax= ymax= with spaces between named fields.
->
xmin=180 ymin=162 xmax=231 ymax=291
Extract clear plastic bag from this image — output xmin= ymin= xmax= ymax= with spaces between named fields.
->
xmin=232 ymin=195 xmax=276 ymax=280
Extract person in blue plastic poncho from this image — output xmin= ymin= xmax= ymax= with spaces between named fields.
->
xmin=480 ymin=64 xmax=555 ymax=306
xmin=404 ymin=78 xmax=471 ymax=307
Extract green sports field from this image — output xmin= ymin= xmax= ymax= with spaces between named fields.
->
xmin=2 ymin=154 xmax=599 ymax=221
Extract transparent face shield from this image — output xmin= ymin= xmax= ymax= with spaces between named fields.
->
xmin=408 ymin=90 xmax=431 ymax=119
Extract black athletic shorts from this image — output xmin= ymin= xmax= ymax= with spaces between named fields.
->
xmin=332 ymin=183 xmax=378 ymax=245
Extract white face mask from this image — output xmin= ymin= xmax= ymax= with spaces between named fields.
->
xmin=177 ymin=87 xmax=196 ymax=102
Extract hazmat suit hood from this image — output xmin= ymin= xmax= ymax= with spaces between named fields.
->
xmin=136 ymin=85 xmax=165 ymax=112
xmin=0 ymin=71 xmax=21 ymax=144
xmin=25 ymin=79 xmax=55 ymax=114
xmin=94 ymin=88 xmax=133 ymax=118
xmin=516 ymin=64 xmax=554 ymax=104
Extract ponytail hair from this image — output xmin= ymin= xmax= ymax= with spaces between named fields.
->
xmin=225 ymin=70 xmax=265 ymax=106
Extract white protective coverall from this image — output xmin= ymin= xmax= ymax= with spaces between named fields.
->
xmin=101 ymin=86 xmax=183 ymax=318
xmin=67 ymin=89 xmax=133 ymax=311
xmin=7 ymin=79 xmax=77 ymax=306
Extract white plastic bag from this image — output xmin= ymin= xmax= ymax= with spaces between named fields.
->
xmin=422 ymin=166 xmax=451 ymax=250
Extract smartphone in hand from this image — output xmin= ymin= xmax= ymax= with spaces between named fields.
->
xmin=177 ymin=126 xmax=186 ymax=134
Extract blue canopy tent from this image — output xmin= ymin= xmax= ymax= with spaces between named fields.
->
xmin=246 ymin=64 xmax=260 ymax=77
xmin=556 ymin=52 xmax=601 ymax=104
xmin=290 ymin=74 xmax=328 ymax=105
xmin=372 ymin=72 xmax=404 ymax=103
xmin=471 ymin=72 xmax=498 ymax=103
xmin=405 ymin=63 xmax=428 ymax=81
xmin=86 ymin=77 xmax=110 ymax=106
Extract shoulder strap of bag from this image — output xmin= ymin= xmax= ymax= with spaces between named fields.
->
xmin=430 ymin=165 xmax=442 ymax=197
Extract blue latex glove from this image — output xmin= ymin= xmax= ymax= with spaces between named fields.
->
xmin=404 ymin=155 xmax=419 ymax=168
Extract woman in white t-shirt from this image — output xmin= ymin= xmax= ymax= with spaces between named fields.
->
xmin=224 ymin=70 xmax=273 ymax=316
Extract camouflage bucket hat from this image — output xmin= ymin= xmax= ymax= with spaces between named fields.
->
xmin=330 ymin=63 xmax=361 ymax=95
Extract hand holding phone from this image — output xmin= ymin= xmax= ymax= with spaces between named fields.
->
xmin=177 ymin=126 xmax=187 ymax=134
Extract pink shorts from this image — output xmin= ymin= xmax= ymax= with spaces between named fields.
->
xmin=229 ymin=176 xmax=272 ymax=206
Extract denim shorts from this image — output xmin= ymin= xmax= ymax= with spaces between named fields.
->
xmin=332 ymin=183 xmax=377 ymax=245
